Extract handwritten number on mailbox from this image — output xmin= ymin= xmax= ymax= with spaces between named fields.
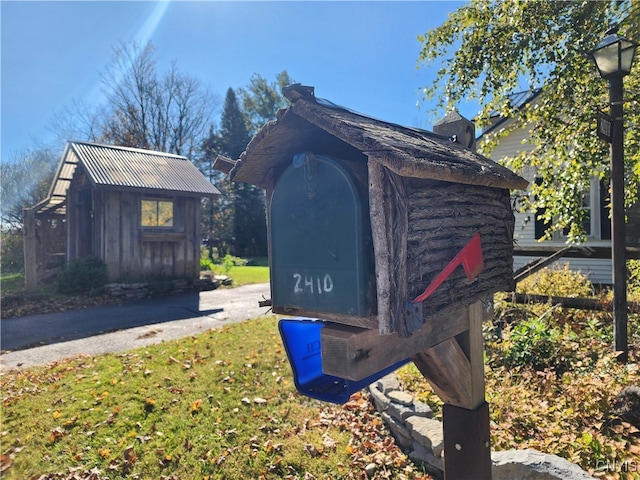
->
xmin=293 ymin=273 xmax=334 ymax=295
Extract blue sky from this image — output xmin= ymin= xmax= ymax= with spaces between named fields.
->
xmin=1 ymin=1 xmax=469 ymax=162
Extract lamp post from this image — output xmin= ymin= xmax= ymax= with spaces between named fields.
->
xmin=590 ymin=28 xmax=637 ymax=363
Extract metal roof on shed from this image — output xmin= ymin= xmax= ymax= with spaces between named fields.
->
xmin=34 ymin=142 xmax=219 ymax=215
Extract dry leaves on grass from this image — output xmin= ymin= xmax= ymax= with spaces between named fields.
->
xmin=1 ymin=293 xmax=119 ymax=320
xmin=317 ymin=391 xmax=434 ymax=480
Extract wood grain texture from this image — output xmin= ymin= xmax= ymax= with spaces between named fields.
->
xmin=321 ymin=306 xmax=469 ymax=381
xmin=411 ymin=301 xmax=486 ymax=409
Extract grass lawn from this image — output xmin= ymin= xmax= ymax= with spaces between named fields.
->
xmin=0 ymin=272 xmax=25 ymax=294
xmin=202 ymin=256 xmax=269 ymax=287
xmin=221 ymin=265 xmax=270 ymax=286
xmin=0 ymin=316 xmax=429 ymax=480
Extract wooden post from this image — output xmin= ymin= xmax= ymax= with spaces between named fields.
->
xmin=411 ymin=301 xmax=492 ymax=480
xmin=442 ymin=402 xmax=492 ymax=480
xmin=23 ymin=207 xmax=38 ymax=291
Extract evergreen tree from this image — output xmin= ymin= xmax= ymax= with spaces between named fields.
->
xmin=203 ymin=88 xmax=267 ymax=256
xmin=218 ymin=88 xmax=267 ymax=257
xmin=219 ymin=88 xmax=251 ymax=159
xmin=199 ymin=125 xmax=234 ymax=257
xmin=201 ymin=73 xmax=294 ymax=258
xmin=238 ymin=71 xmax=294 ymax=132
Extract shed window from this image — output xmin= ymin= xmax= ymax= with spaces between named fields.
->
xmin=141 ymin=199 xmax=174 ymax=227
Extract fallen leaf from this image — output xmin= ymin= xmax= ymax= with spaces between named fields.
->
xmin=322 ymin=434 xmax=337 ymax=450
xmin=191 ymin=399 xmax=203 ymax=413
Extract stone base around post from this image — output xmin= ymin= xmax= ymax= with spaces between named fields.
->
xmin=368 ymin=374 xmax=596 ymax=480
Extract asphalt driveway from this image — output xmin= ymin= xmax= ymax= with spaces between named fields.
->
xmin=0 ymin=283 xmax=271 ymax=371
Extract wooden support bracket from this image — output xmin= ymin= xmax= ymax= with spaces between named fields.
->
xmin=411 ymin=300 xmax=492 ymax=479
xmin=321 ymin=306 xmax=469 ymax=381
xmin=212 ymin=155 xmax=236 ymax=174
xmin=411 ymin=301 xmax=486 ymax=410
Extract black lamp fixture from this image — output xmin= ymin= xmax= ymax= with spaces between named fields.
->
xmin=591 ymin=27 xmax=637 ymax=79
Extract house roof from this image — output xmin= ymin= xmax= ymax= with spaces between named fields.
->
xmin=34 ymin=142 xmax=219 ymax=215
xmin=230 ymin=85 xmax=528 ymax=191
xmin=479 ymin=88 xmax=543 ymax=138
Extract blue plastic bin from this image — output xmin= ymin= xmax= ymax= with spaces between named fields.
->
xmin=278 ymin=318 xmax=409 ymax=404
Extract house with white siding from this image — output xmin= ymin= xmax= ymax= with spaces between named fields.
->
xmin=477 ymin=90 xmax=640 ymax=285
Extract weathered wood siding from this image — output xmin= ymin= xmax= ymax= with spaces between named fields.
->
xmin=405 ymin=179 xmax=515 ymax=319
xmin=90 ymin=191 xmax=201 ymax=281
xmin=367 ymin=162 xmax=517 ymax=336
xmin=67 ymin=165 xmax=95 ymax=263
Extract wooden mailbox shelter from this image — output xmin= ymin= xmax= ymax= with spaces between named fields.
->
xmin=219 ymin=85 xmax=528 ymax=479
xmin=224 ymin=85 xmax=528 ymax=337
xmin=25 ymin=142 xmax=219 ymax=287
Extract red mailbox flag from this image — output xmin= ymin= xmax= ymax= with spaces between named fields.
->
xmin=412 ymin=233 xmax=484 ymax=304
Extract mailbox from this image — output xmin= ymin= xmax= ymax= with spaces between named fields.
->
xmin=221 ymin=84 xmax=528 ymax=339
xmin=270 ymin=153 xmax=375 ymax=318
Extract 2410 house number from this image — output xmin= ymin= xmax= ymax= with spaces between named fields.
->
xmin=293 ymin=273 xmax=334 ymax=295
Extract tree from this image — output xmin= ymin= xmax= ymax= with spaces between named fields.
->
xmin=238 ymin=71 xmax=294 ymax=132
xmin=0 ymin=147 xmax=58 ymax=272
xmin=200 ymin=73 xmax=294 ymax=258
xmin=417 ymin=1 xmax=639 ymax=242
xmin=219 ymin=88 xmax=252 ymax=160
xmin=218 ymin=88 xmax=267 ymax=257
xmin=200 ymin=125 xmax=235 ymax=257
xmin=100 ymin=41 xmax=216 ymax=158
xmin=0 ymin=148 xmax=58 ymax=230
xmin=61 ymin=41 xmax=218 ymax=159
xmin=200 ymin=88 xmax=265 ymax=257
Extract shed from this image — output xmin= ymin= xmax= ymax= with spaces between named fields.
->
xmin=25 ymin=142 xmax=219 ymax=286
xmin=222 ymin=85 xmax=528 ymax=336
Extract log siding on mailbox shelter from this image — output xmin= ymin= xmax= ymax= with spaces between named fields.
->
xmin=223 ymin=85 xmax=528 ymax=336
xmin=27 ymin=142 xmax=219 ymax=284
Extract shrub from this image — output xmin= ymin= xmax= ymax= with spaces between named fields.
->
xmin=498 ymin=317 xmax=577 ymax=373
xmin=516 ymin=264 xmax=593 ymax=297
xmin=217 ymin=254 xmax=248 ymax=274
xmin=199 ymin=246 xmax=249 ymax=274
xmin=509 ymin=265 xmax=602 ymax=330
xmin=629 ymin=259 xmax=640 ymax=297
xmin=200 ymin=255 xmax=215 ymax=272
xmin=225 ymin=254 xmax=248 ymax=267
xmin=0 ymin=231 xmax=24 ymax=273
xmin=56 ymin=257 xmax=108 ymax=294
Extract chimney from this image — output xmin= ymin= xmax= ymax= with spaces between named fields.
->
xmin=433 ymin=110 xmax=477 ymax=152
